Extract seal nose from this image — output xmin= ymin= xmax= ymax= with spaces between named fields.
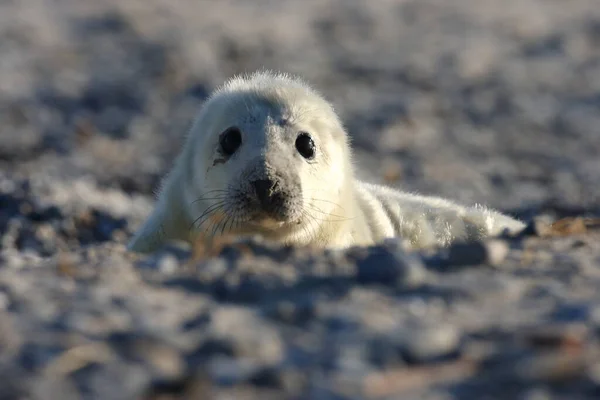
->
xmin=251 ymin=179 xmax=284 ymax=214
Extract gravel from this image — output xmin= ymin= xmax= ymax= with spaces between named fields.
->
xmin=1 ymin=231 xmax=600 ymax=399
xmin=1 ymin=0 xmax=599 ymax=399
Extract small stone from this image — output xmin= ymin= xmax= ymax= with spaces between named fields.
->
xmin=270 ymin=299 xmax=316 ymax=326
xmin=249 ymin=367 xmax=282 ymax=388
xmin=522 ymin=216 xmax=594 ymax=238
xmin=520 ymin=323 xmax=587 ymax=350
xmin=210 ymin=307 xmax=284 ymax=366
xmin=108 ymin=333 xmax=184 ymax=380
xmin=63 ymin=312 xmax=115 ymax=336
xmin=548 ymin=217 xmax=588 ymax=236
xmin=368 ymin=336 xmax=404 ymax=367
xmin=158 ymin=254 xmax=179 ymax=274
xmin=207 ymin=356 xmax=260 ymax=386
xmin=30 ymin=376 xmax=80 ymax=400
xmin=55 ymin=252 xmax=79 ymax=277
xmin=446 ymin=242 xmax=486 ymax=266
xmin=588 ymin=305 xmax=600 ymax=326
xmin=160 ymin=241 xmax=192 ymax=261
xmin=445 ymin=240 xmax=509 ymax=267
xmin=196 ymin=258 xmax=229 ymax=282
xmin=586 ymin=361 xmax=600 ymax=384
xmin=0 ymin=249 xmax=25 ymax=269
xmin=381 ymin=159 xmax=403 ymax=184
xmin=521 ymin=215 xmax=555 ymax=237
xmin=0 ymin=313 xmax=22 ymax=354
xmin=279 ymin=368 xmax=309 ymax=395
xmin=515 ymin=352 xmax=586 ymax=383
xmin=484 ymin=240 xmax=510 ymax=266
xmin=137 ymin=244 xmax=188 ymax=273
xmin=400 ymin=323 xmax=461 ymax=363
xmin=551 ymin=304 xmax=591 ymax=323
xmin=520 ymin=387 xmax=552 ymax=400
xmin=0 ymin=291 xmax=10 ymax=310
xmin=86 ymin=360 xmax=151 ymax=399
xmin=356 ymin=246 xmax=427 ymax=287
xmin=335 ymin=344 xmax=369 ymax=375
xmin=192 ymin=338 xmax=236 ymax=359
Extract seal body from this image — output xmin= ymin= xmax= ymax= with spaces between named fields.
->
xmin=128 ymin=71 xmax=524 ymax=253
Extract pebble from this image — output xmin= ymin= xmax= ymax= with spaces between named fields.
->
xmin=30 ymin=377 xmax=81 ymax=400
xmin=515 ymin=352 xmax=587 ymax=383
xmin=158 ymin=254 xmax=179 ymax=274
xmin=0 ymin=291 xmax=10 ymax=310
xmin=522 ymin=216 xmax=556 ymax=237
xmin=356 ymin=246 xmax=428 ymax=287
xmin=207 ymin=356 xmax=262 ymax=386
xmin=399 ymin=323 xmax=462 ymax=364
xmin=443 ymin=239 xmax=509 ymax=268
xmin=269 ymin=298 xmax=317 ymax=326
xmin=107 ymin=333 xmax=185 ymax=380
xmin=585 ymin=361 xmax=600 ymax=385
xmin=210 ymin=308 xmax=285 ymax=366
xmin=520 ymin=387 xmax=552 ymax=400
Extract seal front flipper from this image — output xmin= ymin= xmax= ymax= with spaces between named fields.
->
xmin=127 ymin=206 xmax=171 ymax=253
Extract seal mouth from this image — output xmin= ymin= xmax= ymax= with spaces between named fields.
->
xmin=241 ymin=213 xmax=306 ymax=240
xmin=247 ymin=216 xmax=287 ymax=229
xmin=246 ymin=208 xmax=301 ymax=227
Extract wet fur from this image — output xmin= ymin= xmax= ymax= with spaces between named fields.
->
xmin=128 ymin=71 xmax=525 ymax=253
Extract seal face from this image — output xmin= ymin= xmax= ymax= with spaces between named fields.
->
xmin=127 ymin=70 xmax=525 ymax=254
xmin=210 ymin=130 xmax=305 ymax=230
xmin=159 ymin=71 xmax=353 ymax=249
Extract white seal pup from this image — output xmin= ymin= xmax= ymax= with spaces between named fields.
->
xmin=127 ymin=70 xmax=525 ymax=253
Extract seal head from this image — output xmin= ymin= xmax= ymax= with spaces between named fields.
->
xmin=171 ymin=71 xmax=353 ymax=246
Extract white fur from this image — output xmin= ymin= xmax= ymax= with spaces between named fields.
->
xmin=127 ymin=70 xmax=525 ymax=253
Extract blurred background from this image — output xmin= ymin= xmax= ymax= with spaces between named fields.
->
xmin=1 ymin=0 xmax=599 ymax=242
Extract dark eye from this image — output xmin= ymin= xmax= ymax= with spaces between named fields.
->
xmin=219 ymin=126 xmax=242 ymax=156
xmin=295 ymin=132 xmax=315 ymax=160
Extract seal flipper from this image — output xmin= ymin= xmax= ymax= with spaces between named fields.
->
xmin=127 ymin=206 xmax=170 ymax=253
xmin=128 ymin=164 xmax=193 ymax=253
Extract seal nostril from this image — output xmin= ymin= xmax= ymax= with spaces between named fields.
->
xmin=252 ymin=179 xmax=274 ymax=203
xmin=251 ymin=179 xmax=284 ymax=213
xmin=270 ymin=191 xmax=284 ymax=209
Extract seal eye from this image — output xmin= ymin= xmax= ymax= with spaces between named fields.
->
xmin=219 ymin=126 xmax=242 ymax=156
xmin=295 ymin=132 xmax=315 ymax=160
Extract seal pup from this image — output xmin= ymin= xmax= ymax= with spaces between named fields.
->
xmin=127 ymin=70 xmax=525 ymax=253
